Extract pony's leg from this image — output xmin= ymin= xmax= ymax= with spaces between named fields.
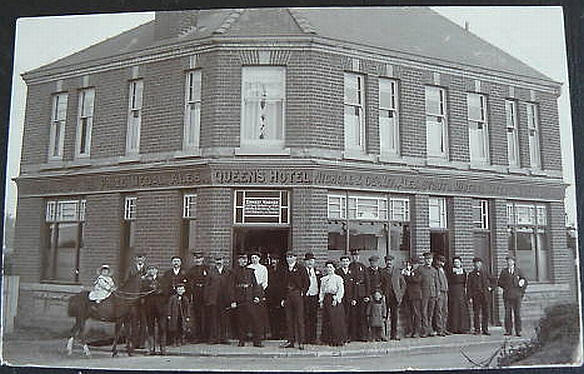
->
xmin=112 ymin=320 xmax=121 ymax=357
xmin=126 ymin=319 xmax=135 ymax=357
xmin=66 ymin=336 xmax=75 ymax=356
xmin=79 ymin=320 xmax=91 ymax=357
xmin=67 ymin=316 xmax=81 ymax=355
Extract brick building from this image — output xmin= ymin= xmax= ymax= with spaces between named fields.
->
xmin=12 ymin=7 xmax=575 ymax=330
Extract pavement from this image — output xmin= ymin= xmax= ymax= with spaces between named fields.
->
xmin=2 ymin=327 xmax=535 ymax=371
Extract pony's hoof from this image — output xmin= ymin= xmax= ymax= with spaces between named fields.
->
xmin=112 ymin=351 xmax=118 ymax=358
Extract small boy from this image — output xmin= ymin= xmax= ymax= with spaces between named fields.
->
xmin=366 ymin=289 xmax=388 ymax=342
xmin=167 ymin=283 xmax=191 ymax=346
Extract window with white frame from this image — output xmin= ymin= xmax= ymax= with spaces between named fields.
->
xmin=126 ymin=80 xmax=143 ymax=154
xmin=425 ymin=86 xmax=448 ymax=158
xmin=124 ymin=196 xmax=137 ymax=221
xmin=526 ymin=103 xmax=541 ymax=169
xmin=43 ymin=198 xmax=86 ymax=282
xmin=468 ymin=93 xmax=489 ymax=164
xmin=379 ymin=79 xmax=399 ymax=155
xmin=390 ymin=198 xmax=410 ymax=222
xmin=184 ymin=70 xmax=201 ymax=150
xmin=344 ymin=72 xmax=366 ymax=152
xmin=507 ymin=202 xmax=549 ymax=281
xmin=472 ymin=199 xmax=489 ymax=230
xmin=505 ymin=100 xmax=520 ymax=167
xmin=49 ymin=93 xmax=68 ymax=160
xmin=75 ymin=88 xmax=95 ymax=157
xmin=428 ymin=197 xmax=447 ymax=228
xmin=241 ymin=67 xmax=285 ymax=148
xmin=183 ymin=193 xmax=197 ymax=219
xmin=327 ymin=195 xmax=346 ymax=219
xmin=348 ymin=195 xmax=388 ymax=220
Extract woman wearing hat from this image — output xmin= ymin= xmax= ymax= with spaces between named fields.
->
xmin=446 ymin=256 xmax=470 ymax=334
xmin=88 ymin=264 xmax=117 ymax=303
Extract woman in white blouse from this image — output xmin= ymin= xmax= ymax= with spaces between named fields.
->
xmin=319 ymin=261 xmax=347 ymax=346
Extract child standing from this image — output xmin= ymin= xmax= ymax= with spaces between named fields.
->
xmin=167 ymin=283 xmax=191 ymax=346
xmin=88 ymin=264 xmax=116 ymax=303
xmin=366 ymin=289 xmax=387 ymax=342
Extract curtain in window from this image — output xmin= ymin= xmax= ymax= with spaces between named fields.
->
xmin=380 ymin=112 xmax=396 ymax=153
xmin=426 ymin=117 xmax=444 ymax=156
xmin=242 ymin=72 xmax=284 ymax=143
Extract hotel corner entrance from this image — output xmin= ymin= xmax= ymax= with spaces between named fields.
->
xmin=232 ymin=189 xmax=290 ymax=264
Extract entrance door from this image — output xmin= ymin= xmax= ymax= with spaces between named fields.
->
xmin=430 ymin=230 xmax=450 ymax=260
xmin=233 ymin=227 xmax=290 ymax=265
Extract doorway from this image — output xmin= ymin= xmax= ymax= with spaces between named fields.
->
xmin=233 ymin=227 xmax=290 ymax=265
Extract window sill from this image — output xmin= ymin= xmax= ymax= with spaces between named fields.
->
xmin=426 ymin=157 xmax=455 ymax=168
xmin=40 ymin=161 xmax=66 ymax=171
xmin=529 ymin=168 xmax=547 ymax=177
xmin=342 ymin=150 xmax=376 ymax=162
xmin=235 ymin=147 xmax=290 ymax=156
xmin=508 ymin=167 xmax=530 ymax=175
xmin=174 ymin=148 xmax=202 ymax=159
xmin=379 ymin=153 xmax=407 ymax=165
xmin=118 ymin=155 xmax=141 ymax=164
xmin=469 ymin=163 xmax=506 ymax=173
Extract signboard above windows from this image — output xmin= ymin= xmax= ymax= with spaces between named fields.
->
xmin=234 ymin=190 xmax=289 ymax=225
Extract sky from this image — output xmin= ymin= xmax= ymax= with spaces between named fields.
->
xmin=4 ymin=7 xmax=576 ymax=227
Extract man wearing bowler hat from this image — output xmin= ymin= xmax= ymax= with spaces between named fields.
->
xmin=280 ymin=251 xmax=310 ymax=349
xmin=163 ymin=256 xmax=189 ymax=296
xmin=498 ymin=255 xmax=528 ymax=336
xmin=187 ymin=252 xmax=208 ymax=342
xmin=204 ymin=255 xmax=232 ymax=344
xmin=349 ymin=249 xmax=370 ymax=341
xmin=303 ymin=252 xmax=321 ymax=344
xmin=381 ymin=255 xmax=406 ymax=340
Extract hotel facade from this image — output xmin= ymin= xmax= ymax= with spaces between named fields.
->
xmin=11 ymin=8 xmax=575 ymax=329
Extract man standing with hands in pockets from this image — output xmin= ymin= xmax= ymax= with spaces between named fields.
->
xmin=498 ymin=255 xmax=528 ymax=337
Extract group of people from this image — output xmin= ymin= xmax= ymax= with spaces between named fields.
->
xmin=88 ymin=249 xmax=528 ymax=354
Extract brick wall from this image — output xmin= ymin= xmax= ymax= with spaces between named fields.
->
xmin=548 ymin=201 xmax=574 ymax=286
xmin=399 ymin=67 xmax=426 ymax=158
xmin=491 ymin=198 xmax=510 ymax=324
xmin=196 ymin=188 xmax=233 ymax=265
xmin=412 ymin=194 xmax=429 ymax=258
xmin=133 ymin=190 xmax=182 ymax=269
xmin=441 ymin=73 xmax=468 ymax=162
xmin=291 ymin=188 xmax=328 ymax=263
xmin=12 ymin=197 xmax=44 ymax=282
xmin=451 ymin=197 xmax=474 ymax=264
xmin=80 ymin=193 xmax=122 ymax=285
xmin=483 ymin=81 xmax=509 ymax=166
xmin=537 ymin=91 xmax=563 ymax=171
xmin=20 ymin=83 xmax=52 ymax=168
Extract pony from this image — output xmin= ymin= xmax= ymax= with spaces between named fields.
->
xmin=66 ymin=281 xmax=156 ymax=357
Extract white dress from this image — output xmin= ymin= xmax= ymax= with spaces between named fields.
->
xmin=88 ymin=275 xmax=116 ymax=302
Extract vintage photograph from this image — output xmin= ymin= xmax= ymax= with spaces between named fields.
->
xmin=1 ymin=5 xmax=581 ymax=371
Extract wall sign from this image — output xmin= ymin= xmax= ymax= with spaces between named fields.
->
xmin=235 ymin=190 xmax=289 ymax=224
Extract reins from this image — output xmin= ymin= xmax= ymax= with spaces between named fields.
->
xmin=112 ymin=289 xmax=157 ymax=300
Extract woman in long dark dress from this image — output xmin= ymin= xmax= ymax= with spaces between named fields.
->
xmin=447 ymin=256 xmax=471 ymax=334
xmin=319 ymin=261 xmax=347 ymax=346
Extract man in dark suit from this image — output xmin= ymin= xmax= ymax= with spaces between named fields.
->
xmin=402 ymin=258 xmax=422 ymax=338
xmin=204 ymin=255 xmax=232 ymax=344
xmin=381 ymin=255 xmax=406 ymax=340
xmin=187 ymin=252 xmax=208 ymax=342
xmin=231 ymin=253 xmax=263 ymax=347
xmin=303 ymin=252 xmax=321 ymax=344
xmin=336 ymin=255 xmax=355 ymax=343
xmin=467 ymin=257 xmax=493 ymax=335
xmin=125 ymin=254 xmax=148 ymax=348
xmin=266 ymin=257 xmax=285 ymax=339
xmin=433 ymin=255 xmax=449 ymax=337
xmin=498 ymin=255 xmax=528 ymax=336
xmin=280 ymin=251 xmax=310 ymax=350
xmin=418 ymin=252 xmax=439 ymax=337
xmin=349 ymin=249 xmax=370 ymax=341
xmin=162 ymin=256 xmax=189 ymax=295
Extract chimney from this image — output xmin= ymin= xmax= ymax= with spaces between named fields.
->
xmin=154 ymin=10 xmax=199 ymax=40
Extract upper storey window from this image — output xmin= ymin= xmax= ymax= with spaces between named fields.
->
xmin=505 ymin=100 xmax=520 ymax=167
xmin=467 ymin=93 xmax=489 ymax=164
xmin=526 ymin=103 xmax=541 ymax=169
xmin=344 ymin=73 xmax=366 ymax=153
xmin=425 ymin=86 xmax=448 ymax=159
xmin=75 ymin=88 xmax=95 ymax=158
xmin=184 ymin=70 xmax=201 ymax=151
xmin=49 ymin=93 xmax=68 ymax=161
xmin=126 ymin=79 xmax=143 ymax=155
xmin=241 ymin=67 xmax=285 ymax=148
xmin=379 ymin=78 xmax=399 ymax=155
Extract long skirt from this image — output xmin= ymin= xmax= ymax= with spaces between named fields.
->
xmin=321 ymin=294 xmax=347 ymax=346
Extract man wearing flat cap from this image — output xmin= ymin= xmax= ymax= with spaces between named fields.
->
xmin=402 ymin=257 xmax=423 ymax=338
xmin=187 ymin=252 xmax=208 ymax=342
xmin=231 ymin=253 xmax=263 ymax=347
xmin=349 ymin=249 xmax=370 ymax=341
xmin=381 ymin=255 xmax=406 ymax=340
xmin=280 ymin=251 xmax=310 ymax=349
xmin=418 ymin=252 xmax=439 ymax=337
xmin=467 ymin=256 xmax=493 ymax=335
xmin=303 ymin=252 xmax=321 ymax=344
xmin=497 ymin=255 xmax=528 ymax=336
xmin=432 ymin=255 xmax=449 ymax=337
